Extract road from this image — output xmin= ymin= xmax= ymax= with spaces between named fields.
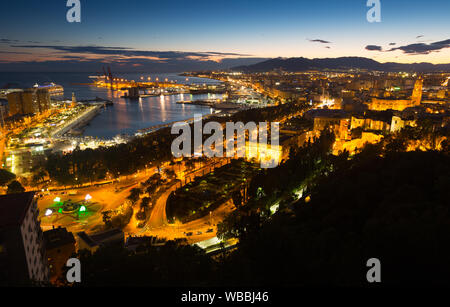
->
xmin=146 ymin=183 xmax=178 ymax=227
xmin=126 ymin=158 xmax=234 ymax=244
xmin=38 ymin=170 xmax=153 ymax=233
xmin=135 ymin=200 xmax=235 ymax=244
xmin=38 ymin=158 xmax=235 ymax=245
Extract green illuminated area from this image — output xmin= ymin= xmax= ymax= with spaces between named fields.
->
xmin=42 ymin=196 xmax=100 ymax=223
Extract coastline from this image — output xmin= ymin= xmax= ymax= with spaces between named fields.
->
xmin=50 ymin=105 xmax=102 ymax=138
xmin=176 ymin=100 xmax=243 ymax=110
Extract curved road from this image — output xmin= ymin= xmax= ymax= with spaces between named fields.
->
xmin=146 ymin=183 xmax=178 ymax=227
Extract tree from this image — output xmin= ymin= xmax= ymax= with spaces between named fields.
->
xmin=140 ymin=197 xmax=151 ymax=210
xmin=164 ymin=168 xmax=176 ymax=179
xmin=217 ymin=210 xmax=261 ymax=241
xmin=7 ymin=180 xmax=25 ymax=194
xmin=127 ymin=188 xmax=141 ymax=204
xmin=102 ymin=211 xmax=112 ymax=228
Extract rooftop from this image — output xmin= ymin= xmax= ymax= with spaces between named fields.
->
xmin=353 ymin=110 xmax=394 ymax=123
xmin=0 ymin=192 xmax=35 ymax=229
xmin=305 ymin=109 xmax=349 ymax=119
xmin=77 ymin=228 xmax=124 ymax=248
xmin=43 ymin=227 xmax=75 ymax=250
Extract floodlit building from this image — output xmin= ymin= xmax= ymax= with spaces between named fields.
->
xmin=307 ymin=109 xmax=351 ymax=140
xmin=0 ymin=192 xmax=49 ymax=285
xmin=350 ymin=111 xmax=393 ymax=133
xmin=411 ymin=77 xmax=424 ymax=106
xmin=367 ymin=97 xmax=414 ymax=111
xmin=390 ymin=114 xmax=417 ymax=133
xmin=366 ymin=78 xmax=423 ymax=111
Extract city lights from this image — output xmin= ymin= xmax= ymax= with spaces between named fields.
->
xmin=0 ymin=0 xmax=448 ymax=292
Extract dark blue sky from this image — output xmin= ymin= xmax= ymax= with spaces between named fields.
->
xmin=0 ymin=0 xmax=449 ymax=71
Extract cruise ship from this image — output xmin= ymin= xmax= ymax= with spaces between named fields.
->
xmin=33 ymin=82 xmax=64 ymax=96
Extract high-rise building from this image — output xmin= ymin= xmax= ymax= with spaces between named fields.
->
xmin=22 ymin=89 xmax=37 ymax=114
xmin=6 ymin=91 xmax=24 ymax=115
xmin=0 ymin=192 xmax=49 ymax=285
xmin=36 ymin=88 xmax=51 ymax=112
xmin=6 ymin=88 xmax=50 ymax=116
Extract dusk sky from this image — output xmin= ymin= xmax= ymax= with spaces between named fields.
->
xmin=1 ymin=0 xmax=449 ymax=71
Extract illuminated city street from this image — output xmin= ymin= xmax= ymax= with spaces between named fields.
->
xmin=1 ymin=0 xmax=450 ymax=295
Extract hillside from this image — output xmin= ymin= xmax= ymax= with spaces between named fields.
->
xmin=233 ymin=56 xmax=450 ymax=72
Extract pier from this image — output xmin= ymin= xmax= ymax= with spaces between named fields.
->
xmin=50 ymin=105 xmax=102 ymax=138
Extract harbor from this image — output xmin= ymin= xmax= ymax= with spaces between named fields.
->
xmin=52 ymin=105 xmax=102 ymax=137
xmin=0 ymin=71 xmax=271 ymax=144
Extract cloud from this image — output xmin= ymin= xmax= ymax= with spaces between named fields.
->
xmin=0 ymin=38 xmax=19 ymax=43
xmin=11 ymin=45 xmax=250 ymax=61
xmin=0 ymin=57 xmax=269 ymax=73
xmin=0 ymin=51 xmax=32 ymax=54
xmin=1 ymin=38 xmax=41 ymax=44
xmin=365 ymin=45 xmax=383 ymax=51
xmin=308 ymin=39 xmax=331 ymax=44
xmin=388 ymin=39 xmax=450 ymax=55
xmin=0 ymin=44 xmax=267 ymax=72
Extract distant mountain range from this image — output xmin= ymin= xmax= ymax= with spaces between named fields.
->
xmin=232 ymin=57 xmax=450 ymax=72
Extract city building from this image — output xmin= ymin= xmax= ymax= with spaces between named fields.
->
xmin=0 ymin=99 xmax=8 ymax=127
xmin=367 ymin=97 xmax=414 ymax=112
xmin=76 ymin=228 xmax=124 ymax=253
xmin=43 ymin=226 xmax=76 ymax=283
xmin=366 ymin=78 xmax=423 ymax=111
xmin=0 ymin=192 xmax=49 ymax=285
xmin=7 ymin=88 xmax=51 ymax=116
xmin=306 ymin=109 xmax=351 ymax=140
xmin=411 ymin=77 xmax=424 ymax=105
xmin=71 ymin=92 xmax=77 ymax=107
xmin=350 ymin=110 xmax=393 ymax=133
xmin=125 ymin=236 xmax=168 ymax=253
xmin=390 ymin=114 xmax=417 ymax=133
